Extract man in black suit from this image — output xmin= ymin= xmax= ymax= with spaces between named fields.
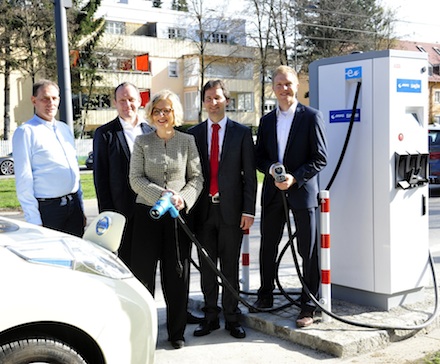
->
xmin=253 ymin=66 xmax=327 ymax=328
xmin=93 ymin=82 xmax=153 ymax=266
xmin=189 ymin=80 xmax=257 ymax=339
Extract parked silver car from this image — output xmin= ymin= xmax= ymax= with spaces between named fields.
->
xmin=0 ymin=153 xmax=13 ymax=175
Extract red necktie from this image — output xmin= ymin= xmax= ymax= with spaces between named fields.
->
xmin=209 ymin=123 xmax=220 ymax=196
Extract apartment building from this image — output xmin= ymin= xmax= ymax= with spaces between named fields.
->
xmin=395 ymin=40 xmax=440 ymax=124
xmin=0 ymin=0 xmax=311 ymax=138
xmin=80 ymin=0 xmax=267 ymax=132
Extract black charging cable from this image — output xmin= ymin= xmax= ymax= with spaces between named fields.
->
xmin=176 ymin=80 xmax=439 ymax=330
xmin=264 ymin=80 xmax=440 ymax=330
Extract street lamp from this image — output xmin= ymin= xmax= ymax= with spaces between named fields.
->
xmin=54 ymin=0 xmax=74 ymax=132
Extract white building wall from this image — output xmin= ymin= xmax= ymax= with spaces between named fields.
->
xmin=0 ymin=0 xmax=261 ymax=139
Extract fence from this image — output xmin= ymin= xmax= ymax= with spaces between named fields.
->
xmin=0 ymin=139 xmax=93 ymax=158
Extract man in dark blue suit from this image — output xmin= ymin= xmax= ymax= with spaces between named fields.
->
xmin=253 ymin=66 xmax=328 ymax=328
xmin=189 ymin=80 xmax=257 ymax=339
xmin=93 ymin=82 xmax=153 ymax=266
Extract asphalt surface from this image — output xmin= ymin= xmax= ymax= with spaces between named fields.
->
xmin=4 ymin=184 xmax=440 ymax=363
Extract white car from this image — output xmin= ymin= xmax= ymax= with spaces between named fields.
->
xmin=0 ymin=212 xmax=157 ymax=364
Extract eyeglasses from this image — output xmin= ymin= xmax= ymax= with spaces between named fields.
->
xmin=152 ymin=108 xmax=173 ymax=116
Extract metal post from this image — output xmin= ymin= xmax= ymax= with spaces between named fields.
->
xmin=54 ymin=0 xmax=74 ymax=132
xmin=240 ymin=229 xmax=250 ymax=295
xmin=319 ymin=190 xmax=332 ymax=322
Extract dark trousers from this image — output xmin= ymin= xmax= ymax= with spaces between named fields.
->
xmin=38 ymin=192 xmax=84 ymax=237
xmin=258 ymin=192 xmax=320 ymax=311
xmin=131 ymin=203 xmax=190 ymax=342
xmin=118 ymin=216 xmax=134 ymax=268
xmin=197 ymin=204 xmax=243 ymax=323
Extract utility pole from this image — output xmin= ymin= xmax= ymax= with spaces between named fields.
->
xmin=54 ymin=0 xmax=74 ymax=132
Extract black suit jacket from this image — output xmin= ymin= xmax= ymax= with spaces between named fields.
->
xmin=256 ymin=103 xmax=328 ymax=210
xmin=93 ymin=117 xmax=153 ymax=218
xmin=188 ymin=118 xmax=257 ymax=226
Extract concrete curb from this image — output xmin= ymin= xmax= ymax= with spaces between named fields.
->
xmin=189 ymin=285 xmax=440 ymax=358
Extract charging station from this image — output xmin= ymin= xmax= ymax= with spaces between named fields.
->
xmin=309 ymin=50 xmax=430 ymax=310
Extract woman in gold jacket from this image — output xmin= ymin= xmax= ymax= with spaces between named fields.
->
xmin=129 ymin=90 xmax=203 ymax=350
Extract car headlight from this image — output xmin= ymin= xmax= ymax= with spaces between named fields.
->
xmin=6 ymin=237 xmax=133 ymax=279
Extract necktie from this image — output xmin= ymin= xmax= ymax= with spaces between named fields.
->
xmin=209 ymin=123 xmax=220 ymax=196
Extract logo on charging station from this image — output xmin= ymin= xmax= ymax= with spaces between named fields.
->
xmin=396 ymin=79 xmax=422 ymax=93
xmin=345 ymin=66 xmax=362 ymax=80
xmin=329 ymin=109 xmax=361 ymax=123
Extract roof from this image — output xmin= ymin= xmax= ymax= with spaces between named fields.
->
xmin=394 ymin=40 xmax=440 ymax=82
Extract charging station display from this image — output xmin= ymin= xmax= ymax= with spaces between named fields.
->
xmin=309 ymin=50 xmax=429 ymax=310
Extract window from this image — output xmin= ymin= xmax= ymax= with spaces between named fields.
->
xmin=184 ymin=91 xmax=199 ymax=121
xmin=226 ymin=98 xmax=236 ymax=111
xmin=135 ymin=54 xmax=150 ymax=72
xmin=106 ymin=21 xmax=125 ymax=35
xmin=168 ymin=28 xmax=185 ymax=39
xmin=264 ymin=99 xmax=277 ymax=114
xmin=435 ymin=91 xmax=440 ymax=104
xmin=209 ymin=32 xmax=228 ymax=44
xmin=84 ymin=94 xmax=111 ymax=110
xmin=263 ymin=70 xmax=272 ymax=83
xmin=237 ymin=93 xmax=253 ymax=112
xmin=416 ymin=45 xmax=426 ymax=53
xmin=140 ymin=90 xmax=150 ymax=107
xmin=118 ymin=58 xmax=133 ymax=71
xmin=433 ymin=47 xmax=440 ymax=56
xmin=168 ymin=61 xmax=178 ymax=77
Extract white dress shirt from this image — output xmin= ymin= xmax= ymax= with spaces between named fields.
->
xmin=207 ymin=116 xmax=227 ymax=159
xmin=12 ymin=115 xmax=82 ymax=225
xmin=119 ymin=116 xmax=148 ymax=153
xmin=276 ymin=101 xmax=297 ymax=163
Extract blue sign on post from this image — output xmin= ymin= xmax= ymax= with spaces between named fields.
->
xmin=329 ymin=109 xmax=361 ymax=123
xmin=396 ymin=79 xmax=422 ymax=93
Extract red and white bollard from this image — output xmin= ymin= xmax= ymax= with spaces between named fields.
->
xmin=240 ymin=229 xmax=250 ymax=295
xmin=319 ymin=190 xmax=332 ymax=322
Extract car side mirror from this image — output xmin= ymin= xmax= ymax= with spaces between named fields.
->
xmin=83 ymin=211 xmax=126 ymax=253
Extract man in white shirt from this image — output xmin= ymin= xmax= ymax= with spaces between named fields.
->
xmin=12 ymin=79 xmax=85 ymax=237
xmin=253 ymin=66 xmax=328 ymax=328
xmin=93 ymin=82 xmax=153 ymax=266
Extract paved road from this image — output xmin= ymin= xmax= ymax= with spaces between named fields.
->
xmin=155 ymin=185 xmax=440 ymax=363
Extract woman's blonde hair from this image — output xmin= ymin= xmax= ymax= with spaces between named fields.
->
xmin=145 ymin=89 xmax=184 ymax=127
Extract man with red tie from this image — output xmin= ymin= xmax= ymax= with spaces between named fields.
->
xmin=188 ymin=80 xmax=257 ymax=339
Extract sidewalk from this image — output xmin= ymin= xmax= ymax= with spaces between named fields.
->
xmin=4 ymin=199 xmax=440 ymax=361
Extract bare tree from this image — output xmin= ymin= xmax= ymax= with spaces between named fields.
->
xmin=12 ymin=0 xmax=56 ymax=82
xmin=177 ymin=0 xmax=246 ymax=122
xmin=0 ymin=0 xmax=55 ymax=139
xmin=294 ymin=0 xmax=397 ymax=71
xmin=245 ymin=0 xmax=277 ymax=118
xmin=68 ymin=0 xmax=106 ymax=137
xmin=270 ymin=0 xmax=294 ymax=66
xmin=0 ymin=0 xmax=17 ymax=140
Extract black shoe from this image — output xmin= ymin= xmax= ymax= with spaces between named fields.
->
xmin=171 ymin=340 xmax=185 ymax=349
xmin=296 ymin=311 xmax=314 ymax=328
xmin=249 ymin=297 xmax=273 ymax=312
xmin=225 ymin=322 xmax=246 ymax=339
xmin=187 ymin=311 xmax=204 ymax=324
xmin=193 ymin=318 xmax=220 ymax=337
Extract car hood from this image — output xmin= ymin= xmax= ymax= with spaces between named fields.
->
xmin=0 ymin=217 xmax=74 ymax=246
